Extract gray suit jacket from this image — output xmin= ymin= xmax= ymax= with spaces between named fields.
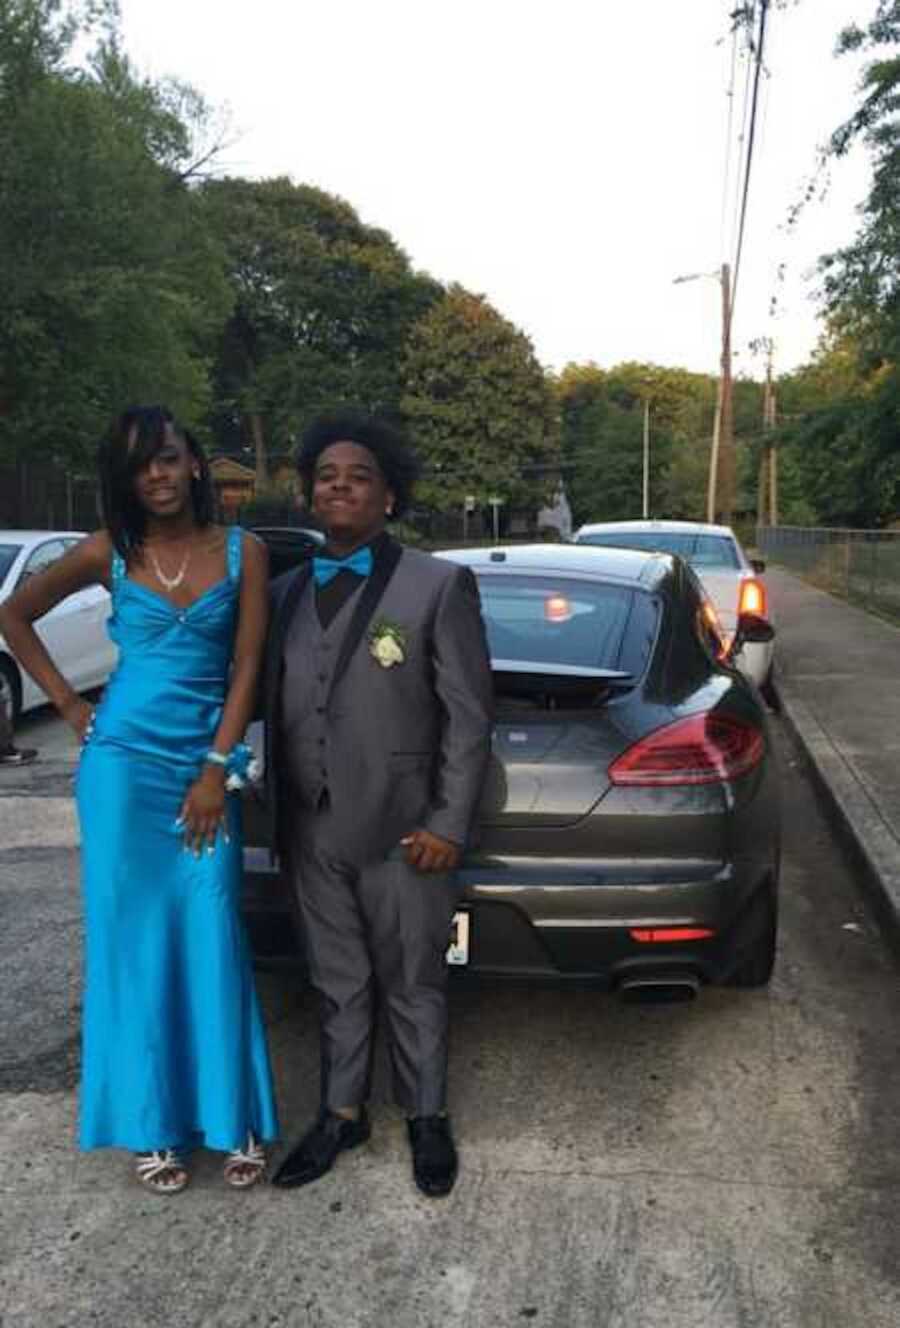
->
xmin=262 ymin=536 xmax=494 ymax=861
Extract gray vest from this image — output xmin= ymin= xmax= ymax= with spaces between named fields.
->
xmin=280 ymin=581 xmax=361 ymax=807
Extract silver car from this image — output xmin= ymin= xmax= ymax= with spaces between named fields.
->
xmin=242 ymin=539 xmax=780 ymax=999
xmin=572 ymin=520 xmax=775 ymax=693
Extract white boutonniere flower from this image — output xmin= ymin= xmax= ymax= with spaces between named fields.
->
xmin=369 ymin=619 xmax=407 ymax=668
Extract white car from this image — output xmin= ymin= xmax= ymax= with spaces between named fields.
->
xmin=571 ymin=519 xmax=775 ymax=691
xmin=0 ymin=531 xmax=117 ymax=721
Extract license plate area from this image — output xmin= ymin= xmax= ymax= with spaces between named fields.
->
xmin=446 ymin=910 xmax=470 ymax=966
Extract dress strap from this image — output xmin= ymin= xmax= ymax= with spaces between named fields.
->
xmin=226 ymin=525 xmax=243 ymax=586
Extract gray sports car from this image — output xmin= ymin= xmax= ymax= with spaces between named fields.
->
xmin=242 ymin=540 xmax=779 ymax=999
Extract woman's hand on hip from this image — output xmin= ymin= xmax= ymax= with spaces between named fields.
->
xmin=179 ymin=766 xmax=228 ymax=855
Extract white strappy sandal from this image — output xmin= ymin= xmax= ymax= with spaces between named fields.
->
xmin=223 ymin=1134 xmax=266 ymax=1189
xmin=135 ymin=1149 xmax=188 ymax=1195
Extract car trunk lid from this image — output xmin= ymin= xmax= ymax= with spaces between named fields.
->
xmin=479 ymin=661 xmax=637 ymax=828
xmin=692 ymin=568 xmax=744 ymax=632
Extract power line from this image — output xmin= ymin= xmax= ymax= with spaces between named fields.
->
xmin=729 ymin=18 xmax=755 ymax=270
xmin=730 ymin=0 xmax=771 ymax=323
xmin=719 ymin=22 xmax=740 ymax=261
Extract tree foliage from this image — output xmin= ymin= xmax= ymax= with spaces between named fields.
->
xmin=555 ymin=362 xmax=721 ymax=524
xmin=201 ymin=176 xmax=441 ymax=474
xmin=773 ymin=3 xmax=900 ymax=527
xmin=400 ymin=286 xmax=559 ymax=520
xmin=0 ymin=1 xmax=229 ymax=467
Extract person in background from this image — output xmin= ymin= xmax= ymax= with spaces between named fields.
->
xmin=0 ymin=690 xmax=37 ymax=766
xmin=0 ymin=405 xmax=278 ymax=1193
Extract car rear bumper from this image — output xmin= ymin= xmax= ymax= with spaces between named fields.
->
xmin=734 ymin=639 xmax=774 ymax=688
xmin=241 ymin=846 xmax=775 ymax=987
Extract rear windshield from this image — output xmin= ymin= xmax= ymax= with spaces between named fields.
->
xmin=577 ymin=530 xmax=740 ymax=570
xmin=474 ymin=573 xmax=659 ymax=676
xmin=0 ymin=544 xmax=22 ymax=585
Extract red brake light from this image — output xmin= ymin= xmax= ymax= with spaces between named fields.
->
xmin=739 ymin=576 xmax=767 ymax=618
xmin=608 ymin=712 xmax=765 ymax=786
xmin=544 ymin=594 xmax=572 ymax=623
xmin=630 ymin=927 xmax=716 ymax=943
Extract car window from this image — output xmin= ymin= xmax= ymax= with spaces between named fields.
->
xmin=0 ymin=543 xmax=23 ymax=585
xmin=475 ymin=573 xmax=658 ymax=674
xmin=689 ymin=535 xmax=740 ymax=569
xmin=19 ymin=539 xmax=67 ymax=584
xmin=577 ymin=531 xmax=695 ymax=558
xmin=577 ymin=529 xmax=740 ymax=571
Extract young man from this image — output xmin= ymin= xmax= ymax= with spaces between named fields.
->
xmin=262 ymin=412 xmax=493 ymax=1197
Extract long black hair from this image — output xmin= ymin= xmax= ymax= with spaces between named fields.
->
xmin=296 ymin=411 xmax=420 ymax=520
xmin=97 ymin=406 xmax=215 ymax=558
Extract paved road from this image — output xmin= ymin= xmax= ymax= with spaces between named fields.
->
xmin=1 ymin=711 xmax=898 ymax=1328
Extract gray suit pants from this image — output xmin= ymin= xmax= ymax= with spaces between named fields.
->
xmin=286 ymin=801 xmax=461 ymax=1117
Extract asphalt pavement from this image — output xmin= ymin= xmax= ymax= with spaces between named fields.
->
xmin=1 ymin=566 xmax=898 ymax=1326
xmin=765 ymin=565 xmax=900 ymax=950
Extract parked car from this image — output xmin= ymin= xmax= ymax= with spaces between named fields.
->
xmin=571 ymin=520 xmax=774 ymax=694
xmin=0 ymin=531 xmax=117 ymax=721
xmin=249 ymin=525 xmax=324 ymax=576
xmin=241 ymin=537 xmax=779 ymax=998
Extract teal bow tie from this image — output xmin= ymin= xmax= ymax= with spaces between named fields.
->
xmin=312 ymin=546 xmax=374 ymax=587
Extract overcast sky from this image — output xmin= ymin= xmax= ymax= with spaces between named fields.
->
xmin=117 ymin=0 xmax=875 ymax=380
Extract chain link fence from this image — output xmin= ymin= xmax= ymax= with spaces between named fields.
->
xmin=757 ymin=526 xmax=900 ymax=624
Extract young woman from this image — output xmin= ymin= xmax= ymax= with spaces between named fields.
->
xmin=0 ymin=406 xmax=278 ymax=1193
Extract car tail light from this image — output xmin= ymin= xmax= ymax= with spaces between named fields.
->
xmin=738 ymin=576 xmax=767 ymax=618
xmin=608 ymin=712 xmax=765 ymax=786
xmin=630 ymin=927 xmax=716 ymax=943
xmin=544 ymin=594 xmax=572 ymax=623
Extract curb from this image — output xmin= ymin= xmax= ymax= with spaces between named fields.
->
xmin=777 ymin=682 xmax=900 ymax=956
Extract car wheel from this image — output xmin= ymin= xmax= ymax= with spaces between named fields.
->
xmin=0 ymin=656 xmax=22 ymax=727
xmin=725 ymin=880 xmax=777 ymax=988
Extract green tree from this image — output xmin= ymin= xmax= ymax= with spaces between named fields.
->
xmin=823 ymin=0 xmax=900 ymax=364
xmin=776 ymin=334 xmax=898 ymax=525
xmin=0 ymin=1 xmax=229 ymax=469
xmin=779 ymin=0 xmax=900 ymax=526
xmin=200 ymin=176 xmax=441 ymax=480
xmin=555 ymin=362 xmax=720 ymax=524
xmin=400 ymin=286 xmax=559 ymax=524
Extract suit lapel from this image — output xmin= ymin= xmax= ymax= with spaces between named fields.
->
xmin=329 ymin=535 xmax=403 ymax=699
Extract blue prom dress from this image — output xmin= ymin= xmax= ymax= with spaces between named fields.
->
xmin=75 ymin=526 xmax=278 ymax=1152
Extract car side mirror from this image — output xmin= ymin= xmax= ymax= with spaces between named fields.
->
xmin=751 ymin=558 xmax=766 ymax=575
xmin=730 ymin=612 xmax=775 ymax=660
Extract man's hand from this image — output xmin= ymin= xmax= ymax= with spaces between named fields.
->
xmin=399 ymin=829 xmax=460 ymax=874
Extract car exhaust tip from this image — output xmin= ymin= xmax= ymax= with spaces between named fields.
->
xmin=617 ymin=974 xmax=700 ymax=1004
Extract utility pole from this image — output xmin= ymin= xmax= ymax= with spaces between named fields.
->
xmin=716 ymin=262 xmax=734 ymax=525
xmin=642 ymin=399 xmax=650 ymax=519
xmin=674 ymin=264 xmax=733 ymax=523
xmin=768 ymin=384 xmax=778 ymax=525
xmin=758 ymin=346 xmax=776 ymax=527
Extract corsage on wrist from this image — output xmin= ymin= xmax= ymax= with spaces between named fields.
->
xmin=203 ymin=743 xmax=261 ymax=791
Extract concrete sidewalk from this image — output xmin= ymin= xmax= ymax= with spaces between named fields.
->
xmin=766 ymin=566 xmax=900 ymax=948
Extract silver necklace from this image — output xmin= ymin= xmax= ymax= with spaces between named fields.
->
xmin=147 ymin=544 xmax=191 ymax=593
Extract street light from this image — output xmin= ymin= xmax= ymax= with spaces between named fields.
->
xmin=673 ymin=265 xmax=734 ymax=524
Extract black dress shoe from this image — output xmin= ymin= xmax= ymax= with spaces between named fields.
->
xmin=271 ymin=1108 xmax=371 ymax=1188
xmin=407 ymin=1115 xmax=458 ymax=1197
